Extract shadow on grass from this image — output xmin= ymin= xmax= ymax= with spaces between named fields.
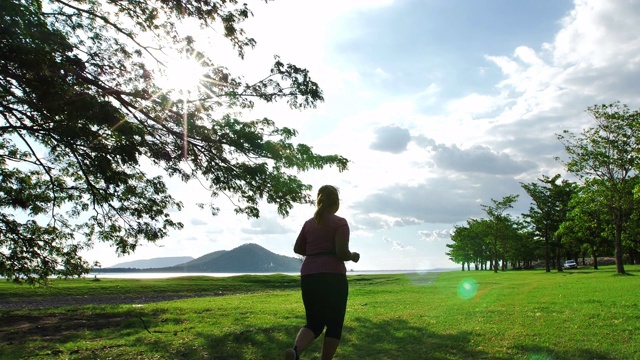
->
xmin=516 ymin=344 xmax=616 ymax=360
xmin=194 ymin=316 xmax=493 ymax=359
xmin=2 ymin=306 xmax=295 ymax=359
xmin=0 ymin=307 xmax=170 ymax=359
xmin=197 ymin=316 xmax=620 ymax=360
xmin=341 ymin=316 xmax=490 ymax=360
xmin=174 ymin=316 xmax=492 ymax=360
xmin=85 ymin=317 xmax=475 ymax=360
xmin=341 ymin=317 xmax=617 ymax=360
xmin=613 ymin=272 xmax=636 ymax=277
xmin=569 ymin=270 xmax=636 ymax=277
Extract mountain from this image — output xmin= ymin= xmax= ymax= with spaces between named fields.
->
xmin=164 ymin=243 xmax=301 ymax=273
xmin=109 ymin=256 xmax=194 ymax=269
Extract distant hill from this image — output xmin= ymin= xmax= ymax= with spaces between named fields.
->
xmin=109 ymin=256 xmax=194 ymax=269
xmin=98 ymin=244 xmax=301 ymax=273
xmin=166 ymin=243 xmax=301 ymax=273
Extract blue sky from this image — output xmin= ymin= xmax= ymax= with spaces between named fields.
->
xmin=86 ymin=0 xmax=640 ymax=270
xmin=332 ymin=0 xmax=572 ymax=96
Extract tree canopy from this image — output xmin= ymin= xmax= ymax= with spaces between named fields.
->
xmin=0 ymin=0 xmax=348 ymax=283
xmin=521 ymin=174 xmax=576 ymax=272
xmin=557 ymin=102 xmax=640 ymax=274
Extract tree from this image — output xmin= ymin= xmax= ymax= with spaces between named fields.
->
xmin=446 ymin=226 xmax=472 ymax=271
xmin=447 ymin=218 xmax=492 ymax=271
xmin=467 ymin=218 xmax=494 ymax=270
xmin=623 ymin=176 xmax=640 ymax=264
xmin=521 ymin=174 xmax=576 ymax=272
xmin=448 ymin=198 xmax=540 ymax=271
xmin=1 ymin=0 xmax=348 ymax=283
xmin=481 ymin=195 xmax=519 ymax=273
xmin=557 ymin=180 xmax=612 ymax=270
xmin=508 ymin=218 xmax=539 ymax=270
xmin=557 ymin=102 xmax=640 ymax=274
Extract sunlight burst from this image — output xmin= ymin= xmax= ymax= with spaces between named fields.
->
xmin=161 ymin=56 xmax=208 ymax=95
xmin=152 ymin=53 xmax=211 ymax=161
xmin=146 ymin=51 xmax=234 ymax=161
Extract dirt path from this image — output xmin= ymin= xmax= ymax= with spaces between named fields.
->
xmin=0 ymin=292 xmax=221 ymax=311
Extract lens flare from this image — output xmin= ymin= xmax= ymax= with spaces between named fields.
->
xmin=457 ymin=278 xmax=478 ymax=299
xmin=528 ymin=353 xmax=552 ymax=360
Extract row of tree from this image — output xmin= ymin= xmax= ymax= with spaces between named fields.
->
xmin=446 ymin=102 xmax=640 ymax=275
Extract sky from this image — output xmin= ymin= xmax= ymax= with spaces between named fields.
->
xmin=85 ymin=0 xmax=640 ymax=270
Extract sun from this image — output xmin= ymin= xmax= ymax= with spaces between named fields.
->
xmin=157 ymin=55 xmax=208 ymax=97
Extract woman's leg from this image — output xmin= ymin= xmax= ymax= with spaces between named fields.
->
xmin=295 ymin=326 xmax=316 ymax=351
xmin=322 ymin=274 xmax=348 ymax=359
xmin=321 ymin=336 xmax=340 ymax=360
xmin=287 ymin=274 xmax=324 ymax=359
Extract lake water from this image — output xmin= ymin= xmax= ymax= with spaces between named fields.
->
xmin=89 ymin=268 xmax=456 ymax=279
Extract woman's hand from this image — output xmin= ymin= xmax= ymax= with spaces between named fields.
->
xmin=350 ymin=252 xmax=360 ymax=263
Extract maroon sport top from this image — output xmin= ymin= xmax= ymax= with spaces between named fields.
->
xmin=297 ymin=214 xmax=350 ymax=276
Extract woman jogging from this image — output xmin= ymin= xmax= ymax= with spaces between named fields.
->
xmin=285 ymin=185 xmax=360 ymax=360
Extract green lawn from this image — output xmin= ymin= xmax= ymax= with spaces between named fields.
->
xmin=1 ymin=266 xmax=639 ymax=359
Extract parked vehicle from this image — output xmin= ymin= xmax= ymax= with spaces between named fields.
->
xmin=563 ymin=260 xmax=578 ymax=269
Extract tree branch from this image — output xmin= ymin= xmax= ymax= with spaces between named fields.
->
xmin=3 ymin=115 xmax=60 ymax=225
xmin=53 ymin=0 xmax=165 ymax=66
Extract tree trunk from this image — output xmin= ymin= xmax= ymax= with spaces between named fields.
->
xmin=590 ymin=244 xmax=598 ymax=270
xmin=555 ymin=247 xmax=563 ymax=272
xmin=493 ymin=239 xmax=499 ymax=273
xmin=614 ymin=219 xmax=626 ymax=274
xmin=544 ymin=236 xmax=550 ymax=272
xmin=628 ymin=248 xmax=638 ymax=265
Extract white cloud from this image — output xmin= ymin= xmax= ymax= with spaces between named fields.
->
xmin=553 ymin=0 xmax=640 ymax=68
xmin=352 ymin=214 xmax=423 ymax=231
xmin=383 ymin=236 xmax=415 ymax=251
xmin=446 ymin=92 xmax=507 ymax=117
xmin=370 ymin=125 xmax=412 ymax=154
xmin=190 ymin=218 xmax=207 ymax=226
xmin=374 ymin=67 xmax=392 ymax=79
xmin=419 ymin=229 xmax=453 ymax=242
xmin=241 ymin=217 xmax=292 ymax=235
xmin=430 ymin=143 xmax=536 ymax=175
xmin=412 ymin=83 xmax=441 ymax=103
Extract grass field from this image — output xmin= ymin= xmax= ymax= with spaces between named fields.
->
xmin=1 ymin=265 xmax=639 ymax=359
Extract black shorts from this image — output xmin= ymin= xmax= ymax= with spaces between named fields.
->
xmin=300 ymin=272 xmax=349 ymax=340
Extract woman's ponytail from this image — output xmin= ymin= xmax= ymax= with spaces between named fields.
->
xmin=314 ymin=185 xmax=340 ymax=225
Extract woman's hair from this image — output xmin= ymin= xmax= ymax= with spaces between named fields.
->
xmin=314 ymin=185 xmax=340 ymax=224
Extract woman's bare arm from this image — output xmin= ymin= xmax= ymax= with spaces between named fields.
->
xmin=294 ymin=227 xmax=306 ymax=256
xmin=335 ymin=230 xmax=359 ymax=262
